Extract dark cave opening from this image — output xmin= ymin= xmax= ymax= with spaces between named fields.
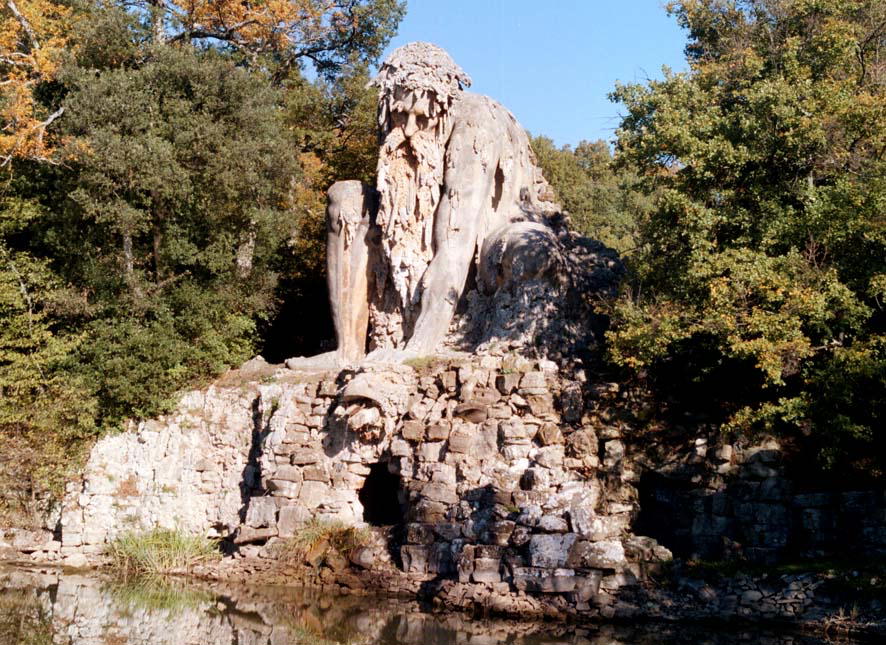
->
xmin=359 ymin=462 xmax=404 ymax=526
xmin=258 ymin=276 xmax=335 ymax=364
xmin=633 ymin=470 xmax=695 ymax=557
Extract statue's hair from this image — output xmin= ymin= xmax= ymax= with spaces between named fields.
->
xmin=370 ymin=42 xmax=471 ymax=100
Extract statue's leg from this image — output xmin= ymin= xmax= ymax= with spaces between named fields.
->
xmin=326 ymin=181 xmax=375 ymax=363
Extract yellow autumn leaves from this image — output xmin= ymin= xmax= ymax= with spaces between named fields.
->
xmin=0 ymin=0 xmax=73 ymax=164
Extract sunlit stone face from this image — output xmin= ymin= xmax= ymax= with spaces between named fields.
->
xmin=386 ymin=87 xmax=440 ymax=140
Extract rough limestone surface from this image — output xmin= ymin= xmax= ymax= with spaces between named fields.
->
xmin=8 ymin=352 xmax=881 ymax=624
xmin=59 ymin=384 xmax=261 ymax=556
xmin=49 ymin=355 xmax=674 ymax=610
xmin=301 ymin=41 xmax=622 ymax=367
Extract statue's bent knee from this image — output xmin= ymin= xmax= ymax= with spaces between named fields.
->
xmin=478 ymin=221 xmax=563 ymax=295
xmin=327 ymin=181 xmax=376 ymax=363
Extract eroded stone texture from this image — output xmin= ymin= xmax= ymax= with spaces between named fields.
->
xmin=54 ymin=357 xmax=671 ymax=606
xmin=32 ymin=354 xmax=886 ymax=617
xmin=303 ymin=42 xmax=622 ymax=366
xmin=326 ymin=181 xmax=375 ymax=363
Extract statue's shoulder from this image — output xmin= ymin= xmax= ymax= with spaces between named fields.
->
xmin=451 ymin=92 xmax=521 ymax=133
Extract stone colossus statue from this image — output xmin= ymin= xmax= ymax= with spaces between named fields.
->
xmin=290 ymin=42 xmax=618 ymax=368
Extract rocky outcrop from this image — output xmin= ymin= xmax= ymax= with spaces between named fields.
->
xmin=43 ymin=355 xmax=670 ymax=609
xmin=4 ymin=353 xmax=885 ymax=627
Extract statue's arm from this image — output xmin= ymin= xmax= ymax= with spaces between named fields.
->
xmin=326 ymin=180 xmax=375 ymax=363
xmin=405 ymin=125 xmax=499 ymax=355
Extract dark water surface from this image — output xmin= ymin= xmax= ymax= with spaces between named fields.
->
xmin=0 ymin=565 xmax=861 ymax=645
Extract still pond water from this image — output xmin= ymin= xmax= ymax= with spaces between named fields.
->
xmin=0 ymin=566 xmax=861 ymax=645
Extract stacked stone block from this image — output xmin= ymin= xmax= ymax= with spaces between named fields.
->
xmin=55 ymin=355 xmax=670 ymax=607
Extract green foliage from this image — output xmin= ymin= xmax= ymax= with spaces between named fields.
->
xmin=607 ymin=0 xmax=886 ymax=474
xmin=530 ymin=135 xmax=650 ymax=253
xmin=47 ymin=43 xmax=297 ymax=425
xmin=0 ymin=198 xmax=97 ymax=518
xmin=0 ymin=1 xmax=403 ymax=511
xmin=106 ymin=529 xmax=220 ymax=578
xmin=803 ymin=338 xmax=885 ymax=471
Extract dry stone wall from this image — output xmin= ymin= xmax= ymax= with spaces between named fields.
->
xmin=6 ymin=354 xmax=884 ymax=625
xmin=54 ymin=355 xmax=672 ymax=605
xmin=42 ymin=350 xmax=886 ymax=616
xmin=636 ymin=437 xmax=886 ymax=565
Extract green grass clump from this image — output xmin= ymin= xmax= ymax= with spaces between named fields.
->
xmin=280 ymin=519 xmax=372 ymax=561
xmin=106 ymin=529 xmax=219 ymax=578
xmin=403 ymin=356 xmax=436 ymax=371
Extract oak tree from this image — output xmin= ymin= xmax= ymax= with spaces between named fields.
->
xmin=608 ymin=0 xmax=885 ymax=473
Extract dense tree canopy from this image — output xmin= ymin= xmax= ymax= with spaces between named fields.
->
xmin=530 ymin=135 xmax=650 ymax=254
xmin=120 ymin=0 xmax=405 ymax=81
xmin=0 ymin=1 xmax=398 ymax=516
xmin=608 ymin=0 xmax=885 ymax=473
xmin=54 ymin=44 xmax=299 ymax=423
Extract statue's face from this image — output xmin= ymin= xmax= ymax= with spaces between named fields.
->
xmin=387 ymin=86 xmax=439 ymax=141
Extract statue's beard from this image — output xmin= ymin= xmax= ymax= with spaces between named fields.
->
xmin=375 ymin=124 xmax=447 ymax=315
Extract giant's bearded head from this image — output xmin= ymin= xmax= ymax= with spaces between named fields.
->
xmin=369 ymin=43 xmax=472 ymax=323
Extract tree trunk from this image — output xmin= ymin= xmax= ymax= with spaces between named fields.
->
xmin=122 ymin=233 xmax=144 ymax=298
xmin=123 ymin=233 xmax=134 ymax=279
xmin=148 ymin=0 xmax=166 ymax=43
xmin=153 ymin=223 xmax=162 ymax=282
xmin=236 ymin=228 xmax=256 ymax=279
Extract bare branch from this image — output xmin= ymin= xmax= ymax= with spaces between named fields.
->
xmin=0 ymin=54 xmax=31 ymax=67
xmin=6 ymin=0 xmax=40 ymax=51
xmin=167 ymin=19 xmax=259 ymax=46
xmin=34 ymin=106 xmax=64 ymax=148
xmin=0 ymin=106 xmax=64 ymax=167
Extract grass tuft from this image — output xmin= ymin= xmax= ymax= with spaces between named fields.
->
xmin=279 ymin=519 xmax=372 ymax=562
xmin=403 ymin=356 xmax=436 ymax=371
xmin=106 ymin=529 xmax=220 ymax=578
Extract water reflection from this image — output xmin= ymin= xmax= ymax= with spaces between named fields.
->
xmin=0 ymin=566 xmax=861 ymax=645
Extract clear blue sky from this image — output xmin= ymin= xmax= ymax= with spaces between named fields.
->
xmin=378 ymin=1 xmax=688 ymax=148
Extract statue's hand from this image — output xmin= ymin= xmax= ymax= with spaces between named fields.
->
xmin=284 ymin=350 xmax=349 ymax=370
xmin=363 ymin=346 xmax=420 ymax=365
